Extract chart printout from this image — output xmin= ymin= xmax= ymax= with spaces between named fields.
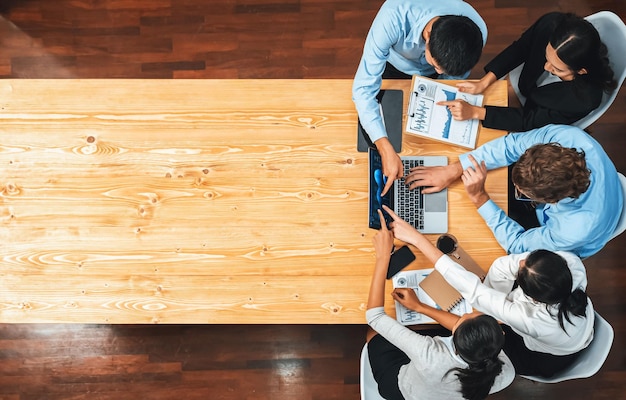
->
xmin=392 ymin=269 xmax=472 ymax=325
xmin=406 ymin=76 xmax=483 ymax=149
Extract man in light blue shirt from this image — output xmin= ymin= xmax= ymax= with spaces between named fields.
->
xmin=353 ymin=0 xmax=487 ymax=196
xmin=404 ymin=125 xmax=622 ymax=258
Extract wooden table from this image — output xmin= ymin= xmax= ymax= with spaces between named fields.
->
xmin=0 ymin=79 xmax=507 ymax=324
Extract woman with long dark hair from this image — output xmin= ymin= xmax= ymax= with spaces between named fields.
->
xmin=366 ymin=210 xmax=514 ymax=399
xmin=438 ymin=12 xmax=616 ymax=132
xmin=495 ymin=249 xmax=592 ymax=375
xmin=383 ymin=205 xmax=594 ymax=378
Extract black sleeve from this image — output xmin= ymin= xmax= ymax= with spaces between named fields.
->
xmin=484 ymin=12 xmax=563 ymax=79
xmin=483 ymin=79 xmax=603 ymax=132
xmin=482 ymin=104 xmax=586 ymax=133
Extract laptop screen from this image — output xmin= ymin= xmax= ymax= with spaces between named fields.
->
xmin=368 ymin=148 xmax=393 ymax=229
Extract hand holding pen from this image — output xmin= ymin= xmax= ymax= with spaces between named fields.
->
xmin=391 ymin=288 xmax=424 ymax=312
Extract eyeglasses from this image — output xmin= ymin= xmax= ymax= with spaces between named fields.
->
xmin=514 ymin=186 xmax=534 ymax=202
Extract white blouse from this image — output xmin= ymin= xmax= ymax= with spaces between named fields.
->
xmin=435 ymin=251 xmax=594 ymax=355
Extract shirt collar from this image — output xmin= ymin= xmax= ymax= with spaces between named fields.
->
xmin=440 ymin=336 xmax=468 ymax=366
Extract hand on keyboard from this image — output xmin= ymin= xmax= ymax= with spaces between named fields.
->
xmin=405 ymin=162 xmax=463 ymax=193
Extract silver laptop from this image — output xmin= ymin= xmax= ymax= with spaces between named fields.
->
xmin=368 ymin=148 xmax=448 ymax=234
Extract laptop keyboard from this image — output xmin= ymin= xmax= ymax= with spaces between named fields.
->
xmin=397 ymin=159 xmax=425 ymax=230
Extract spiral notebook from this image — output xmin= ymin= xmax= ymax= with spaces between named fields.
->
xmin=418 ymin=246 xmax=486 ymax=311
xmin=418 ymin=270 xmax=465 ymax=311
xmin=392 ymin=269 xmax=472 ymax=325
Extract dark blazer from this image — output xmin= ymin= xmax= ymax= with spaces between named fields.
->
xmin=482 ymin=12 xmax=602 ymax=132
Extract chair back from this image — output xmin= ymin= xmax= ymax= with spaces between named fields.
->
xmin=574 ymin=11 xmax=626 ymax=129
xmin=360 ymin=343 xmax=386 ymax=400
xmin=521 ymin=311 xmax=614 ymax=383
xmin=609 ymin=172 xmax=626 ymax=241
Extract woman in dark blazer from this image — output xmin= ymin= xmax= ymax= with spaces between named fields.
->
xmin=438 ymin=12 xmax=616 ymax=132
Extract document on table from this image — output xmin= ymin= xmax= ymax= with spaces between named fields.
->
xmin=406 ymin=76 xmax=483 ymax=149
xmin=392 ymin=268 xmax=473 ymax=325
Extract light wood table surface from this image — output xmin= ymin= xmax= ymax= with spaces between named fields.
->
xmin=0 ymin=79 xmax=507 ymax=324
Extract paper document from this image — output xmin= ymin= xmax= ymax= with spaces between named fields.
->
xmin=392 ymin=268 xmax=473 ymax=325
xmin=406 ymin=76 xmax=483 ymax=149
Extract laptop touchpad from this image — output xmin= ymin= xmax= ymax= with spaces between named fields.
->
xmin=425 ymin=190 xmax=447 ymax=212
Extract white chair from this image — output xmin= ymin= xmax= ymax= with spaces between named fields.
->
xmin=609 ymin=172 xmax=626 ymax=241
xmin=521 ymin=311 xmax=614 ymax=383
xmin=508 ymin=63 xmax=527 ymax=106
xmin=508 ymin=11 xmax=626 ymax=129
xmin=575 ymin=11 xmax=626 ymax=128
xmin=360 ymin=343 xmax=386 ymax=400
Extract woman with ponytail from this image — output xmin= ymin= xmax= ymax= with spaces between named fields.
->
xmin=450 ymin=315 xmax=508 ymax=400
xmin=438 ymin=12 xmax=617 ymax=132
xmin=383 ymin=204 xmax=594 ymax=378
xmin=366 ymin=210 xmax=514 ymax=400
xmin=500 ymin=249 xmax=593 ymax=375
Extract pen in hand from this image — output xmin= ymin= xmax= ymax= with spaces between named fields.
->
xmin=393 ymin=288 xmax=407 ymax=300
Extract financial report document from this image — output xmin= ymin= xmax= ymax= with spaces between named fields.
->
xmin=406 ymin=76 xmax=483 ymax=149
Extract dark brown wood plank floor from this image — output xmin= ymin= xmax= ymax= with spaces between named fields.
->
xmin=0 ymin=0 xmax=624 ymax=399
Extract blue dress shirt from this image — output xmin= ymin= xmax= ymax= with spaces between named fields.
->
xmin=352 ymin=0 xmax=487 ymax=144
xmin=459 ymin=125 xmax=622 ymax=258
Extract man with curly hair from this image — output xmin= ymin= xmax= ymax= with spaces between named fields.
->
xmin=403 ymin=124 xmax=622 ymax=258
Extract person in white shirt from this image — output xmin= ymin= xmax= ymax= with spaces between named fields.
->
xmin=382 ymin=204 xmax=594 ymax=377
xmin=366 ymin=210 xmax=514 ymax=400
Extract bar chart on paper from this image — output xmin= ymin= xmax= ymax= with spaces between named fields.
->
xmin=406 ymin=76 xmax=483 ymax=149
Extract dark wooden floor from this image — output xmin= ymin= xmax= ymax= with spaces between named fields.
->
xmin=0 ymin=1 xmax=624 ymax=399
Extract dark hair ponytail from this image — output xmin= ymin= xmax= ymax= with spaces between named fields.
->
xmin=559 ymin=288 xmax=589 ymax=328
xmin=550 ymin=13 xmax=616 ymax=92
xmin=517 ymin=250 xmax=588 ymax=332
xmin=448 ymin=315 xmax=505 ymax=400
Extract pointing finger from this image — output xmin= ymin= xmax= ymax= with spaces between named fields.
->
xmin=381 ymin=204 xmax=401 ymax=222
xmin=377 ymin=209 xmax=388 ymax=232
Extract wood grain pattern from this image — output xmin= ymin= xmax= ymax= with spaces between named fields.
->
xmin=0 ymin=1 xmax=623 ymax=399
xmin=0 ymin=79 xmax=508 ymax=323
